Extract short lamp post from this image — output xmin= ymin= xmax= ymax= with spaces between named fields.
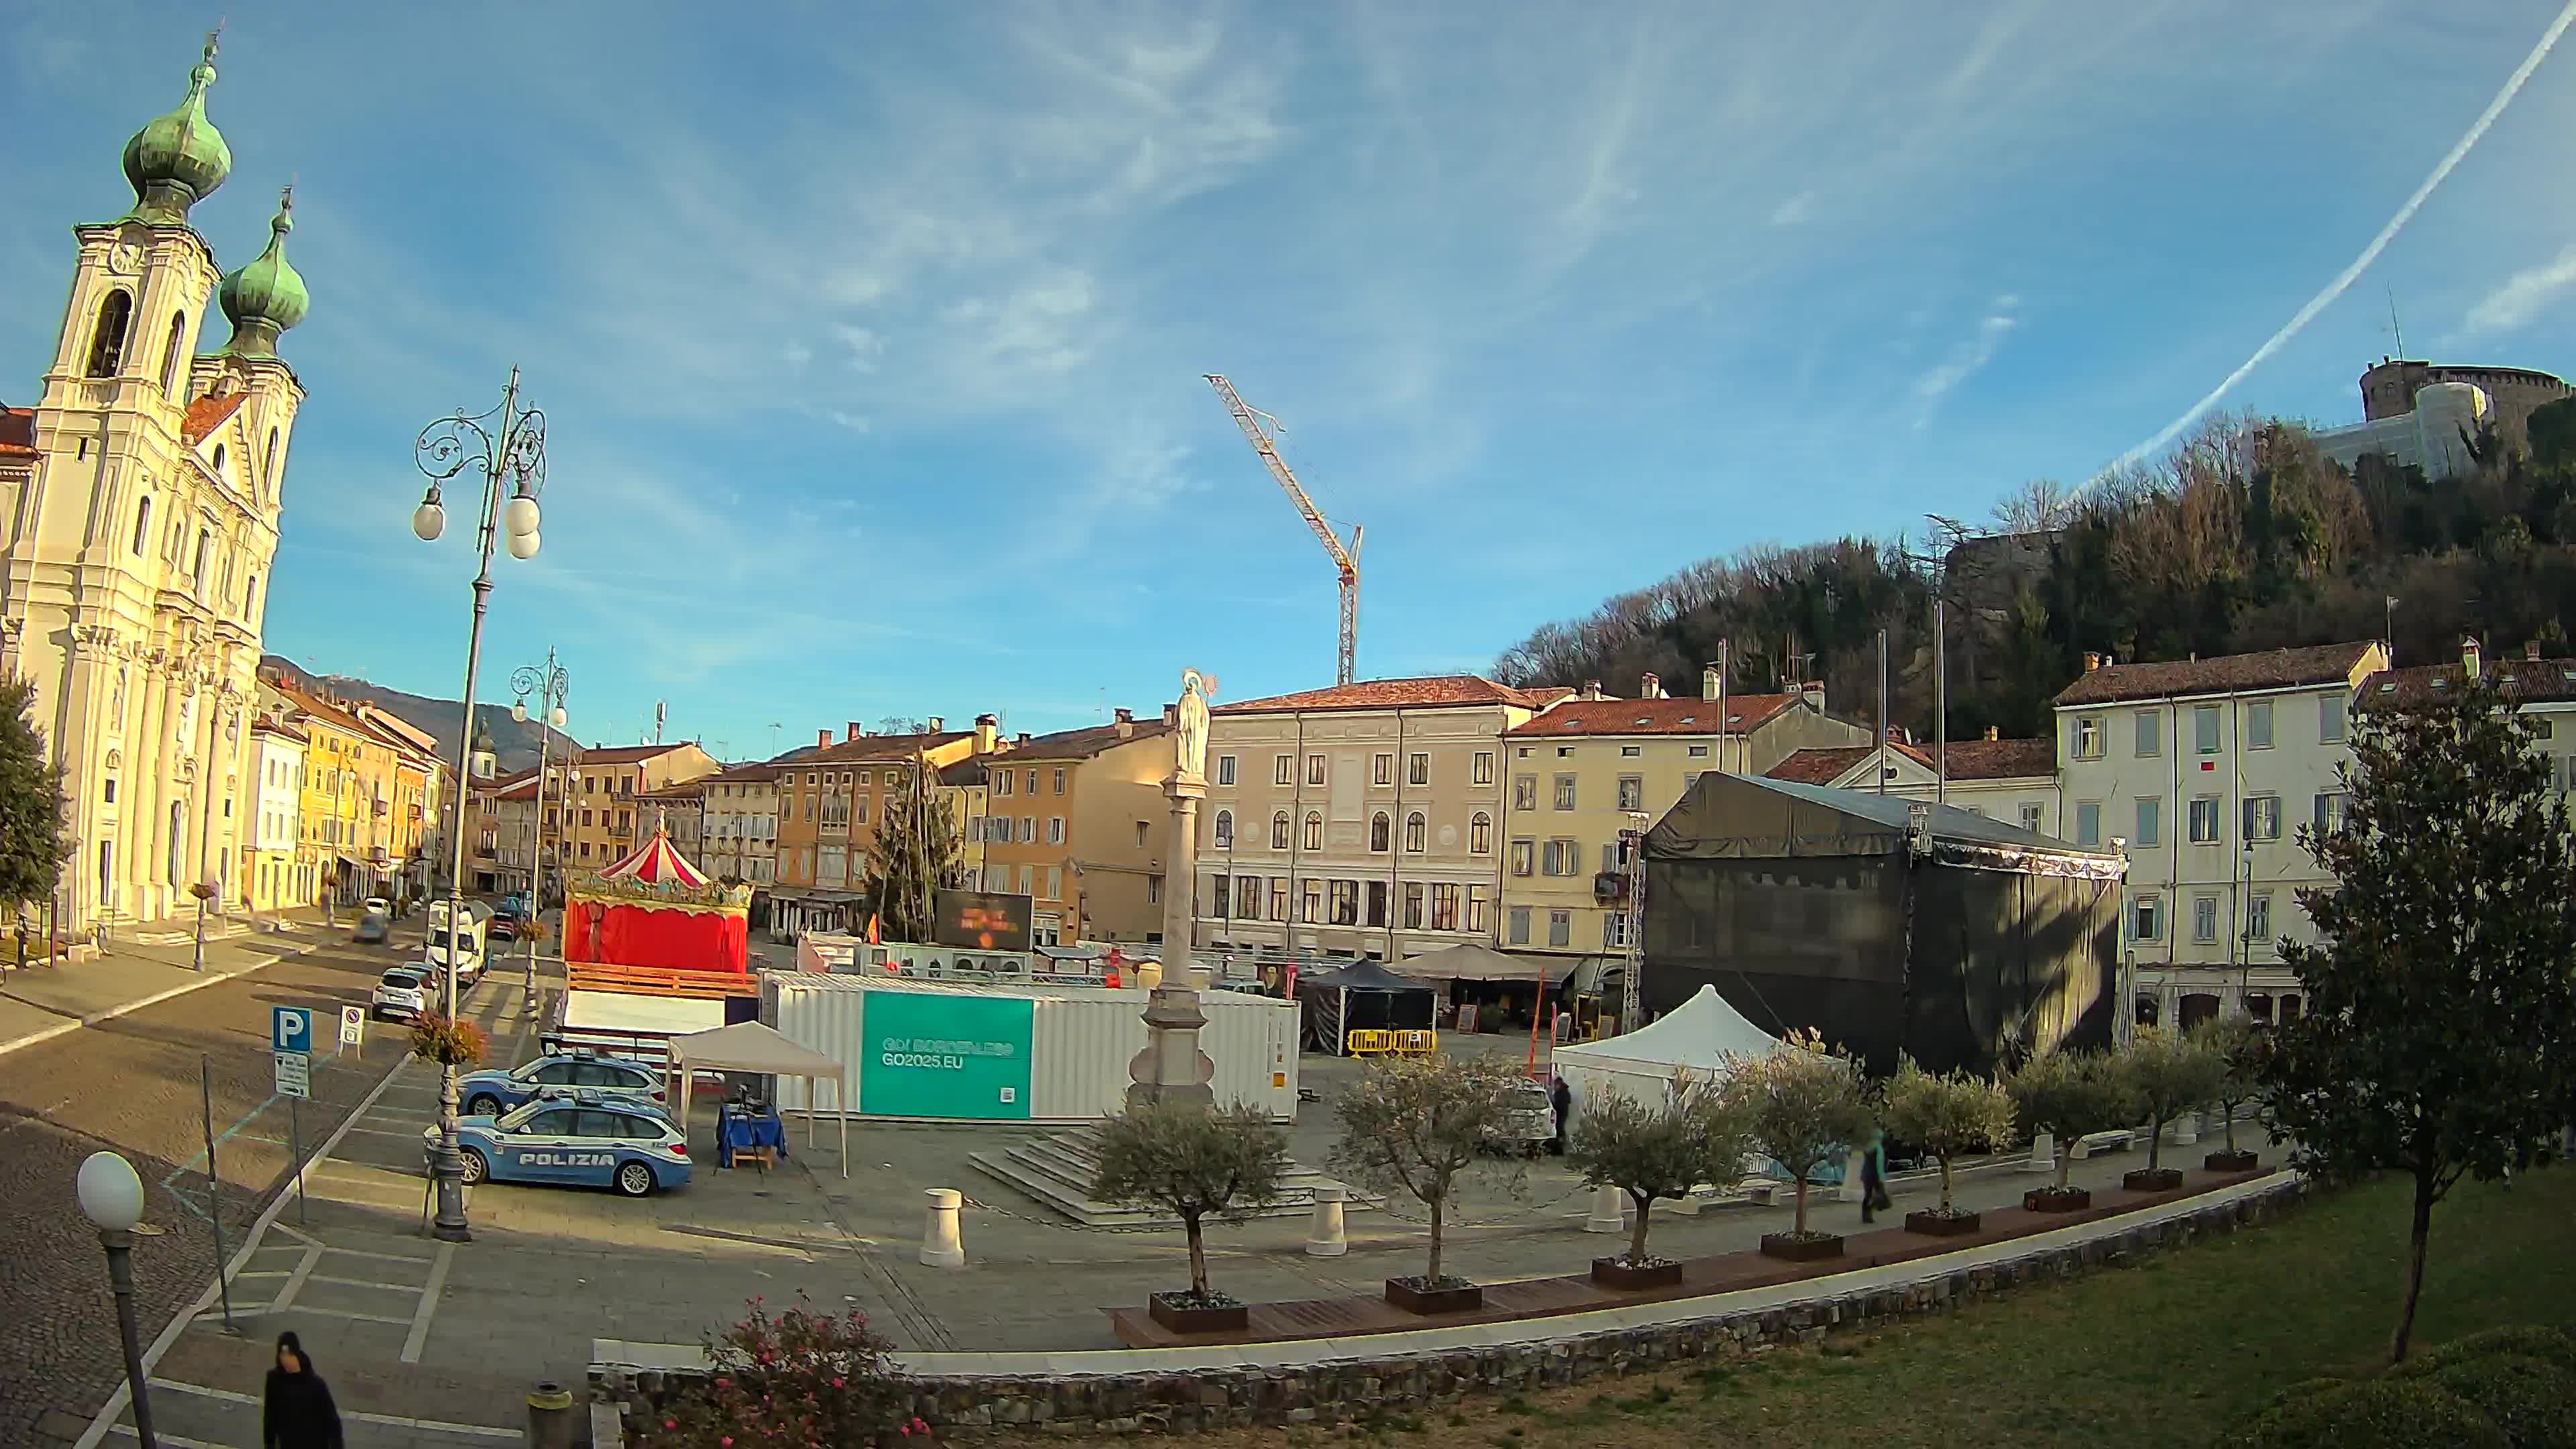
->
xmin=511 ymin=652 xmax=569 ymax=1010
xmin=413 ymin=367 xmax=547 ymax=1244
xmin=78 ymin=1150 xmax=156 ymax=1449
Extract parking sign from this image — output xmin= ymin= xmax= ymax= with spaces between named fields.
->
xmin=272 ymin=1007 xmax=313 ymax=1055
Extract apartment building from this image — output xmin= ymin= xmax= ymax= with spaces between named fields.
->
xmin=264 ymin=681 xmax=442 ymax=907
xmin=467 ymin=768 xmax=541 ymax=894
xmin=937 ymin=757 xmax=991 ymax=900
xmin=2053 ymin=641 xmax=2388 ymax=1032
xmin=633 ymin=780 xmax=707 ymax=858
xmin=1768 ymin=728 xmax=2059 ymax=836
xmin=2360 ymin=638 xmax=2576 ymax=785
xmin=246 ymin=716 xmax=307 ymax=912
xmin=700 ymin=761 xmax=780 ymax=888
xmin=1195 ymin=676 xmax=1564 ymax=967
xmin=771 ymin=720 xmax=982 ymax=939
xmin=1497 ymin=668 xmax=1868 ymax=968
xmin=977 ymin=710 xmax=1172 ymax=945
xmin=560 ymin=741 xmax=720 ymax=872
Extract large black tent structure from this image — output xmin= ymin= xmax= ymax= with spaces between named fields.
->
xmin=1642 ymin=773 xmax=2122 ymax=1077
xmin=1297 ymin=959 xmax=1440 ymax=1055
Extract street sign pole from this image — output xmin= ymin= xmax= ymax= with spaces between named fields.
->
xmin=199 ymin=1056 xmax=235 ymax=1334
xmin=289 ymin=1097 xmax=306 ymax=1228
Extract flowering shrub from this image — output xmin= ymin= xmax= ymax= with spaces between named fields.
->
xmin=409 ymin=1013 xmax=486 ymax=1067
xmin=633 ymin=1295 xmax=917 ymax=1448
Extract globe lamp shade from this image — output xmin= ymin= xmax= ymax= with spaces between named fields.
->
xmin=506 ymin=529 xmax=539 ymax=561
xmin=411 ymin=500 xmax=445 ymax=542
xmin=549 ymin=705 xmax=567 ymax=728
xmin=77 ymin=1150 xmax=144 ymax=1232
xmin=503 ymin=494 xmax=541 ymax=538
xmin=511 ymin=700 xmax=528 ymax=724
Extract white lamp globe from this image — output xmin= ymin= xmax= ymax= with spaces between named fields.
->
xmin=506 ymin=529 xmax=539 ymax=561
xmin=76 ymin=1150 xmax=144 ymax=1232
xmin=411 ymin=500 xmax=445 ymax=542
xmin=503 ymin=495 xmax=541 ymax=538
xmin=511 ymin=700 xmax=528 ymax=724
xmin=549 ymin=705 xmax=567 ymax=729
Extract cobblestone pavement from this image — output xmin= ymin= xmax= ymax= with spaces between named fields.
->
xmin=0 ymin=921 xmax=513 ymax=1449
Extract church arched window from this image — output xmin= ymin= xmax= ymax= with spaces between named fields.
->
xmin=244 ymin=573 xmax=259 ymax=619
xmin=264 ymin=427 xmax=280 ymax=495
xmin=158 ymin=311 xmax=187 ymax=394
xmin=87 ymin=290 xmax=133 ymax=377
xmin=130 ymin=496 xmax=153 ymax=557
xmin=211 ymin=443 xmax=225 ymax=476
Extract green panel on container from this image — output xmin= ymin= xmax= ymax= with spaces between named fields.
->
xmin=860 ymin=991 xmax=1035 ymax=1120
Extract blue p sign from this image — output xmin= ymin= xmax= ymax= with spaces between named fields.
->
xmin=272 ymin=1006 xmax=311 ymax=1055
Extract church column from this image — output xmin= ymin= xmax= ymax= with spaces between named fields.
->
xmin=138 ymin=659 xmax=180 ymax=920
xmin=57 ymin=630 xmax=110 ymax=929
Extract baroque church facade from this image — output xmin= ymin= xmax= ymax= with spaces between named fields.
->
xmin=0 ymin=36 xmax=310 ymax=927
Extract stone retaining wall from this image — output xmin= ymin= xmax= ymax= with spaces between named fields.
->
xmin=594 ymin=1177 xmax=2307 ymax=1438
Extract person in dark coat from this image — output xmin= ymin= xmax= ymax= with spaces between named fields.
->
xmin=263 ymin=1332 xmax=343 ymax=1449
xmin=1548 ymin=1076 xmax=1572 ymax=1155
xmin=1858 ymin=1128 xmax=1892 ymax=1225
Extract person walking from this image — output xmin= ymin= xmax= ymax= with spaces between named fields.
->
xmin=262 ymin=1332 xmax=343 ymax=1449
xmin=1858 ymin=1128 xmax=1891 ymax=1226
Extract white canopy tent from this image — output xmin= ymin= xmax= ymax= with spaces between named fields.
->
xmin=1550 ymin=984 xmax=1779 ymax=1122
xmin=663 ymin=1020 xmax=849 ymax=1177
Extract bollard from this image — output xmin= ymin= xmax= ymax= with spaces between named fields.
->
xmin=525 ymin=1381 xmax=576 ymax=1449
xmin=1584 ymin=1183 xmax=1626 ymax=1234
xmin=1305 ymin=1185 xmax=1348 ymax=1256
xmin=2023 ymin=1130 xmax=2056 ymax=1174
xmin=920 ymin=1187 xmax=965 ymax=1269
xmin=2168 ymin=1112 xmax=2200 ymax=1146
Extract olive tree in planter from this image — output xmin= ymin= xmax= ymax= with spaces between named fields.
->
xmin=1879 ymin=1056 xmax=2017 ymax=1236
xmin=1329 ymin=1053 xmax=1523 ymax=1313
xmin=1090 ymin=1102 xmax=1289 ymax=1334
xmin=2118 ymin=1025 xmax=2224 ymax=1191
xmin=2193 ymin=1016 xmax=2269 ymax=1172
xmin=1567 ymin=1070 xmax=1752 ymax=1289
xmin=1729 ymin=1028 xmax=1876 ymax=1261
xmin=2005 ymin=1047 xmax=2135 ymax=1212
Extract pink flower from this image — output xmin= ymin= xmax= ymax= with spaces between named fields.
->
xmin=899 ymin=1428 xmax=912 ymax=1438
xmin=720 ymin=1439 xmax=733 ymax=1448
xmin=830 ymin=1379 xmax=844 ymax=1389
xmin=662 ymin=1422 xmax=675 ymax=1432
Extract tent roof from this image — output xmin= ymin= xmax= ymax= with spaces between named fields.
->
xmin=1391 ymin=941 xmax=1548 ymax=983
xmin=1648 ymin=771 xmax=2119 ymax=863
xmin=667 ymin=1020 xmax=845 ymax=1079
xmin=1554 ymin=985 xmax=1777 ymax=1069
xmin=1300 ymin=959 xmax=1438 ymax=994
xmin=596 ymin=820 xmax=712 ymax=888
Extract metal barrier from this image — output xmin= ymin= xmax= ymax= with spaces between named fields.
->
xmin=1344 ymin=1028 xmax=1439 ymax=1057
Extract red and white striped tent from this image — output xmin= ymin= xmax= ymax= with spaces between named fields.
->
xmin=595 ymin=820 xmax=712 ymax=889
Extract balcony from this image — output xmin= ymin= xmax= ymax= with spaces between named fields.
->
xmin=608 ymin=824 xmax=634 ymax=840
xmin=1593 ymin=871 xmax=1629 ymax=902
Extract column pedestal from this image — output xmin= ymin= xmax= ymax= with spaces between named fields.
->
xmin=1127 ymin=773 xmax=1214 ymax=1113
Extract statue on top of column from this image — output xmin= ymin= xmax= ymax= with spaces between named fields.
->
xmin=1173 ymin=668 xmax=1215 ymax=785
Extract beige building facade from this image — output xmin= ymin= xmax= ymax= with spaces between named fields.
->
xmin=700 ymin=761 xmax=780 ymax=886
xmin=979 ymin=712 xmax=1171 ymax=946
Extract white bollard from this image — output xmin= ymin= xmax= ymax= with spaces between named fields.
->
xmin=1305 ymin=1186 xmax=1348 ymax=1256
xmin=1837 ymin=1149 xmax=1866 ymax=1203
xmin=2167 ymin=1112 xmax=2199 ymax=1146
xmin=1665 ymin=1187 xmax=1702 ymax=1218
xmin=920 ymin=1187 xmax=965 ymax=1269
xmin=2023 ymin=1131 xmax=2057 ymax=1174
xmin=1584 ymin=1183 xmax=1627 ymax=1234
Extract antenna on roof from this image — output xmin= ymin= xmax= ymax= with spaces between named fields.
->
xmin=2386 ymin=284 xmax=2406 ymax=358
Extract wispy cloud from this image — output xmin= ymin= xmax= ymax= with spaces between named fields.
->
xmin=1769 ymin=191 xmax=1816 ymax=227
xmin=2458 ymin=242 xmax=2576 ymax=340
xmin=1910 ymin=299 xmax=2022 ymax=424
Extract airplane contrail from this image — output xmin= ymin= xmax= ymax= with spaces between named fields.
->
xmin=2100 ymin=0 xmax=2576 ymax=479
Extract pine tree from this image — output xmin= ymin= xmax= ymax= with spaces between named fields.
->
xmin=2267 ymin=667 xmax=2576 ymax=1364
xmin=0 ymin=678 xmax=71 ymax=916
xmin=860 ymin=755 xmax=962 ymax=943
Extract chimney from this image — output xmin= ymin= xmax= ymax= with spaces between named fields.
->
xmin=1640 ymin=672 xmax=1662 ymax=700
xmin=2083 ymin=651 xmax=2102 ymax=673
xmin=927 ymin=715 xmax=945 ymax=733
xmin=1984 ymin=725 xmax=1999 ymax=741
xmin=2527 ymin=641 xmax=2542 ymax=662
xmin=1114 ymin=707 xmax=1135 ymax=739
xmin=846 ymin=721 xmax=863 ymax=743
xmin=974 ymin=713 xmax=998 ymax=755
xmin=1701 ymin=665 xmax=1721 ymax=701
xmin=816 ymin=729 xmax=832 ymax=749
xmin=1801 ymin=680 xmax=1824 ymax=712
xmin=2463 ymin=635 xmax=2483 ymax=680
xmin=1581 ymin=679 xmax=1603 ymax=701
xmin=1016 ymin=732 xmax=1032 ymax=747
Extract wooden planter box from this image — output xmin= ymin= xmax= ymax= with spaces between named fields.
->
xmin=2204 ymin=1148 xmax=2260 ymax=1173
xmin=1904 ymin=1209 xmax=1982 ymax=1237
xmin=2024 ymin=1187 xmax=2092 ymax=1213
xmin=2123 ymin=1167 xmax=2185 ymax=1193
xmin=1383 ymin=1277 xmax=1483 ymax=1315
xmin=1146 ymin=1293 xmax=1248 ymax=1335
xmin=1758 ymin=1232 xmax=1844 ymax=1263
xmin=1590 ymin=1256 xmax=1684 ymax=1290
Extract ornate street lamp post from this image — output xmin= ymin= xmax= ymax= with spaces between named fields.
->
xmin=512 ymin=651 xmax=569 ymax=1009
xmin=413 ymin=368 xmax=546 ymax=1244
xmin=78 ymin=1150 xmax=156 ymax=1449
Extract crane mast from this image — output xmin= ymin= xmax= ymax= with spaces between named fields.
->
xmin=1206 ymin=374 xmax=1361 ymax=686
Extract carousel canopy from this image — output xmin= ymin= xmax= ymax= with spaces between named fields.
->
xmin=596 ymin=819 xmax=711 ymax=889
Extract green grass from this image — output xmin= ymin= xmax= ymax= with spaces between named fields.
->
xmin=1199 ymin=1167 xmax=2575 ymax=1449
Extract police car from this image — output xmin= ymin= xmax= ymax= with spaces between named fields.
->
xmin=455 ymin=1050 xmax=663 ymax=1118
xmin=433 ymin=1092 xmax=690 ymax=1197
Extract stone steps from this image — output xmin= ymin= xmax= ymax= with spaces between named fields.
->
xmin=967 ymin=1125 xmax=1374 ymax=1229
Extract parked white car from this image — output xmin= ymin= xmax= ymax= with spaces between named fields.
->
xmin=371 ymin=967 xmax=430 ymax=1021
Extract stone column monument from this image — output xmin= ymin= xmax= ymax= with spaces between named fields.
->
xmin=1127 ymin=669 xmax=1218 ymax=1112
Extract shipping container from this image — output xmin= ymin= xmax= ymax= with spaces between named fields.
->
xmin=762 ymin=973 xmax=1299 ymax=1122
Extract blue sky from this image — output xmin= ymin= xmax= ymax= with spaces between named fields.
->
xmin=8 ymin=1 xmax=2576 ymax=760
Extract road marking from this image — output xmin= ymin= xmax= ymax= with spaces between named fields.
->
xmin=109 ymin=1426 xmax=233 ymax=1448
xmin=146 ymin=1379 xmax=519 ymax=1438
xmin=308 ymin=1273 xmax=423 ymax=1293
xmin=318 ymin=1244 xmax=435 ymax=1266
xmin=258 ymin=1304 xmax=413 ymax=1326
xmin=0 ymin=935 xmax=319 ymax=1064
xmin=402 ymin=1242 xmax=454 ymax=1363
xmin=270 ymin=1245 xmax=322 ymax=1314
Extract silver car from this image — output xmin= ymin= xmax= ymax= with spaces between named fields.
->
xmin=1483 ymin=1077 xmax=1558 ymax=1158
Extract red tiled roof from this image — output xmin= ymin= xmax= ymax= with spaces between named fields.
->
xmin=2359 ymin=655 xmax=2576 ymax=709
xmin=1768 ymin=736 xmax=2056 ymax=786
xmin=802 ymin=731 xmax=970 ymax=764
xmin=635 ymin=782 xmax=705 ymax=800
xmin=576 ymin=742 xmax=704 ymax=765
xmin=1505 ymin=694 xmax=1800 ymax=738
xmin=1766 ymin=746 xmax=1881 ymax=784
xmin=2053 ymin=642 xmax=2380 ymax=707
xmin=249 ymin=712 xmax=308 ymax=743
xmin=0 ymin=406 xmax=36 ymax=460
xmin=700 ymin=761 xmax=781 ymax=784
xmin=1215 ymin=676 xmax=1554 ymax=715
xmin=1004 ymin=719 xmax=1171 ymax=761
xmin=181 ymin=392 xmax=246 ymax=447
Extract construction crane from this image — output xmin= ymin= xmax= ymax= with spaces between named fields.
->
xmin=1206 ymin=374 xmax=1362 ymax=686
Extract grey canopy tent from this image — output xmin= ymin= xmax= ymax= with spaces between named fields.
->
xmin=1297 ymin=959 xmax=1439 ymax=1055
xmin=663 ymin=1020 xmax=849 ymax=1177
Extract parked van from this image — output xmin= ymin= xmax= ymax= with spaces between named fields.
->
xmin=427 ymin=899 xmax=490 ymax=986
